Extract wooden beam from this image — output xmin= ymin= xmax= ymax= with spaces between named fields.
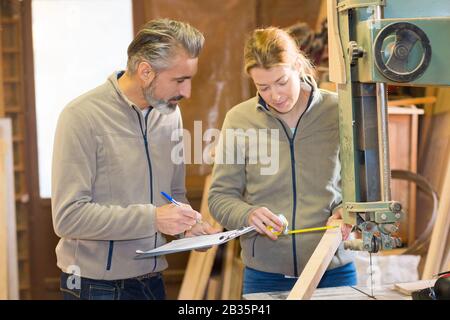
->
xmin=0 ymin=138 xmax=7 ymax=299
xmin=220 ymin=239 xmax=244 ymax=300
xmin=178 ymin=175 xmax=223 ymax=299
xmin=419 ymin=89 xmax=438 ymax=166
xmin=408 ymin=110 xmax=419 ymax=246
xmin=178 ymin=246 xmax=220 ymax=299
xmin=394 ymin=279 xmax=437 ymax=296
xmin=388 ymin=105 xmax=423 ymax=245
xmin=206 ymin=275 xmax=221 ymax=300
xmin=0 ymin=24 xmax=5 ymax=117
xmin=422 ymin=149 xmax=450 ymax=279
xmin=435 ymin=88 xmax=450 ymax=114
xmin=446 ymin=251 xmax=450 ymax=271
xmin=387 ymin=106 xmax=424 ymax=115
xmin=0 ymin=119 xmax=19 ymax=299
xmin=327 ymin=0 xmax=346 ymax=84
xmin=246 ymin=283 xmax=410 ymax=300
xmin=442 ymin=239 xmax=450 ymax=272
xmin=387 ymin=96 xmax=436 ymax=107
xmin=220 ymin=240 xmax=236 ymax=300
xmin=287 ymin=220 xmax=342 ymax=300
xmin=315 ymin=0 xmax=328 ymax=31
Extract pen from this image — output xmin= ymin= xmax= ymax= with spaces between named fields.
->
xmin=160 ymin=191 xmax=203 ymax=223
xmin=160 ymin=191 xmax=182 ymax=206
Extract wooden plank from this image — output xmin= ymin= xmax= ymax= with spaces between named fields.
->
xmin=220 ymin=239 xmax=237 ymax=300
xmin=230 ymin=254 xmax=245 ymax=300
xmin=220 ymin=239 xmax=244 ymax=300
xmin=408 ymin=111 xmax=419 ymax=246
xmin=422 ymin=149 xmax=450 ymax=279
xmin=443 ymin=236 xmax=450 ymax=272
xmin=206 ymin=275 xmax=221 ymax=300
xmin=230 ymin=253 xmax=245 ymax=299
xmin=419 ymin=89 xmax=437 ymax=166
xmin=416 ymin=111 xmax=450 ymax=249
xmin=245 ymin=284 xmax=410 ymax=300
xmin=0 ymin=25 xmax=5 ymax=117
xmin=388 ymin=104 xmax=423 ymax=245
xmin=388 ymin=106 xmax=424 ymax=115
xmin=311 ymin=285 xmax=408 ymax=300
xmin=446 ymin=250 xmax=450 ymax=271
xmin=178 ymin=175 xmax=223 ymax=299
xmin=178 ymin=246 xmax=220 ymax=299
xmin=315 ymin=0 xmax=328 ymax=31
xmin=388 ymin=112 xmax=418 ymax=244
xmin=5 ymin=2 xmax=33 ymax=299
xmin=434 ymin=88 xmax=450 ymax=114
xmin=0 ymin=119 xmax=19 ymax=299
xmin=287 ymin=220 xmax=342 ymax=300
xmin=394 ymin=279 xmax=437 ymax=296
xmin=327 ymin=0 xmax=346 ymax=84
xmin=0 ymin=17 xmax=20 ymax=24
xmin=387 ymin=96 xmax=436 ymax=107
xmin=0 ymin=138 xmax=7 ymax=299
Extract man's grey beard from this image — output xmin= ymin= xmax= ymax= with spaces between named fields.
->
xmin=143 ymin=81 xmax=179 ymax=115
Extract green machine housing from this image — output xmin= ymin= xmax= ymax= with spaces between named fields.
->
xmin=329 ymin=0 xmax=450 ymax=252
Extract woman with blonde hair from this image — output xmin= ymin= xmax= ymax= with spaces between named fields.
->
xmin=208 ymin=27 xmax=356 ymax=294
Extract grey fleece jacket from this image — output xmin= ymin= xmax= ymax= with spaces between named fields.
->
xmin=52 ymin=71 xmax=187 ymax=280
xmin=208 ymin=85 xmax=353 ymax=277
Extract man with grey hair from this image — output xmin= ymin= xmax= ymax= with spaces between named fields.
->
xmin=52 ymin=18 xmax=218 ymax=300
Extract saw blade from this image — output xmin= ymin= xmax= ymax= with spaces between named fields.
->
xmin=369 ymin=252 xmax=374 ymax=297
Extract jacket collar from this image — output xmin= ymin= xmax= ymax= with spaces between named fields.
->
xmin=256 ymin=78 xmax=316 ymax=115
xmin=108 ymin=71 xmax=139 ymax=110
xmin=108 ymin=71 xmax=180 ymax=115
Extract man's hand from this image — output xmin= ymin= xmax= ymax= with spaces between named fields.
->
xmin=248 ymin=207 xmax=284 ymax=240
xmin=184 ymin=221 xmax=221 ymax=237
xmin=327 ymin=207 xmax=352 ymax=240
xmin=155 ymin=203 xmax=199 ymax=235
xmin=184 ymin=221 xmax=222 ymax=252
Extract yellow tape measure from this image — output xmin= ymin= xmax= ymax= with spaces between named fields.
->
xmin=268 ymin=225 xmax=339 ymax=236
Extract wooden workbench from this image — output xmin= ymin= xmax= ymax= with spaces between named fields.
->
xmin=243 ymin=284 xmax=411 ymax=300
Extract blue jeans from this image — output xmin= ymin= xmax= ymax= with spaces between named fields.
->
xmin=243 ymin=262 xmax=357 ymax=294
xmin=60 ymin=272 xmax=166 ymax=300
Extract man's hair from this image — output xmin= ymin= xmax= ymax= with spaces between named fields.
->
xmin=127 ymin=18 xmax=205 ymax=74
xmin=244 ymin=27 xmax=316 ymax=88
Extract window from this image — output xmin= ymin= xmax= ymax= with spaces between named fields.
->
xmin=32 ymin=0 xmax=133 ymax=198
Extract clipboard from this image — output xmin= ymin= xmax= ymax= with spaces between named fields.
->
xmin=135 ymin=226 xmax=255 ymax=259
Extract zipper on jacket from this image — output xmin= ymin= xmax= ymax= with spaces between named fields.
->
xmin=252 ymin=235 xmax=258 ymax=257
xmin=133 ymin=107 xmax=157 ymax=271
xmin=134 ymin=108 xmax=154 ymax=204
xmin=276 ymin=87 xmax=315 ymax=277
xmin=278 ymin=126 xmax=300 ymax=277
xmin=106 ymin=240 xmax=114 ymax=271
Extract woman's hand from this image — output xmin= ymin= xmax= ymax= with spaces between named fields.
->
xmin=248 ymin=207 xmax=285 ymax=240
xmin=327 ymin=207 xmax=352 ymax=241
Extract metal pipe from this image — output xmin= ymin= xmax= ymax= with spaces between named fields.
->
xmin=374 ymin=5 xmax=392 ymax=202
xmin=375 ymin=5 xmax=382 ymax=21
xmin=376 ymin=83 xmax=391 ymax=201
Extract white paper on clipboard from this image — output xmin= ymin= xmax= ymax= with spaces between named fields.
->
xmin=134 ymin=226 xmax=255 ymax=259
